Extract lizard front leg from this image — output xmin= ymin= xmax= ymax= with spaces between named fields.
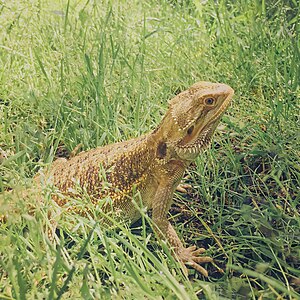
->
xmin=152 ymin=184 xmax=212 ymax=277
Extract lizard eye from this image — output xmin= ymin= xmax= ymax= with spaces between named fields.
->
xmin=187 ymin=125 xmax=194 ymax=135
xmin=205 ymin=97 xmax=215 ymax=105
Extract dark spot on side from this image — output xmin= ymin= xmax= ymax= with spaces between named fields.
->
xmin=156 ymin=141 xmax=167 ymax=159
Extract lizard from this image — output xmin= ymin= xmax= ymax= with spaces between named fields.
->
xmin=35 ymin=81 xmax=234 ymax=277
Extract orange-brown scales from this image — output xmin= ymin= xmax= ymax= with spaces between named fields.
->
xmin=36 ymin=81 xmax=234 ymax=277
xmin=37 ymin=135 xmax=154 ymax=220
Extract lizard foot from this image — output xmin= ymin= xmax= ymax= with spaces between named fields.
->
xmin=177 ymin=246 xmax=213 ymax=277
xmin=176 ymin=183 xmax=192 ymax=194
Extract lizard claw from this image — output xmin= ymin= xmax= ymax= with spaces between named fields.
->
xmin=177 ymin=245 xmax=213 ymax=277
xmin=176 ymin=183 xmax=192 ymax=194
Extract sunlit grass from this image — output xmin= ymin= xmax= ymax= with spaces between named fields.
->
xmin=0 ymin=0 xmax=299 ymax=299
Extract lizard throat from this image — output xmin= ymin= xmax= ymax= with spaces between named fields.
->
xmin=175 ymin=123 xmax=215 ymax=158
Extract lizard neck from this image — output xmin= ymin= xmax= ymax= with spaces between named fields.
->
xmin=148 ymin=124 xmax=191 ymax=169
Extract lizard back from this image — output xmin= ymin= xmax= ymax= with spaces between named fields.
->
xmin=37 ymin=134 xmax=156 ymax=221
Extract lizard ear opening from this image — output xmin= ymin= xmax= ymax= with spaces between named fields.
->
xmin=156 ymin=141 xmax=167 ymax=159
xmin=187 ymin=125 xmax=194 ymax=135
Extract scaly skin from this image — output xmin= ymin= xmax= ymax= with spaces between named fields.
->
xmin=36 ymin=81 xmax=234 ymax=276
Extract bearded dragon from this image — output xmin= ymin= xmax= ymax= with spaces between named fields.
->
xmin=36 ymin=81 xmax=234 ymax=277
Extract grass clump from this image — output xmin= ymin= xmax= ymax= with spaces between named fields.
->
xmin=0 ymin=0 xmax=299 ymax=299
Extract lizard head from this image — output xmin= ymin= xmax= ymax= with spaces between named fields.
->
xmin=156 ymin=81 xmax=234 ymax=161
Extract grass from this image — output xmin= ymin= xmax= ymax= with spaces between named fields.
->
xmin=0 ymin=0 xmax=299 ymax=299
